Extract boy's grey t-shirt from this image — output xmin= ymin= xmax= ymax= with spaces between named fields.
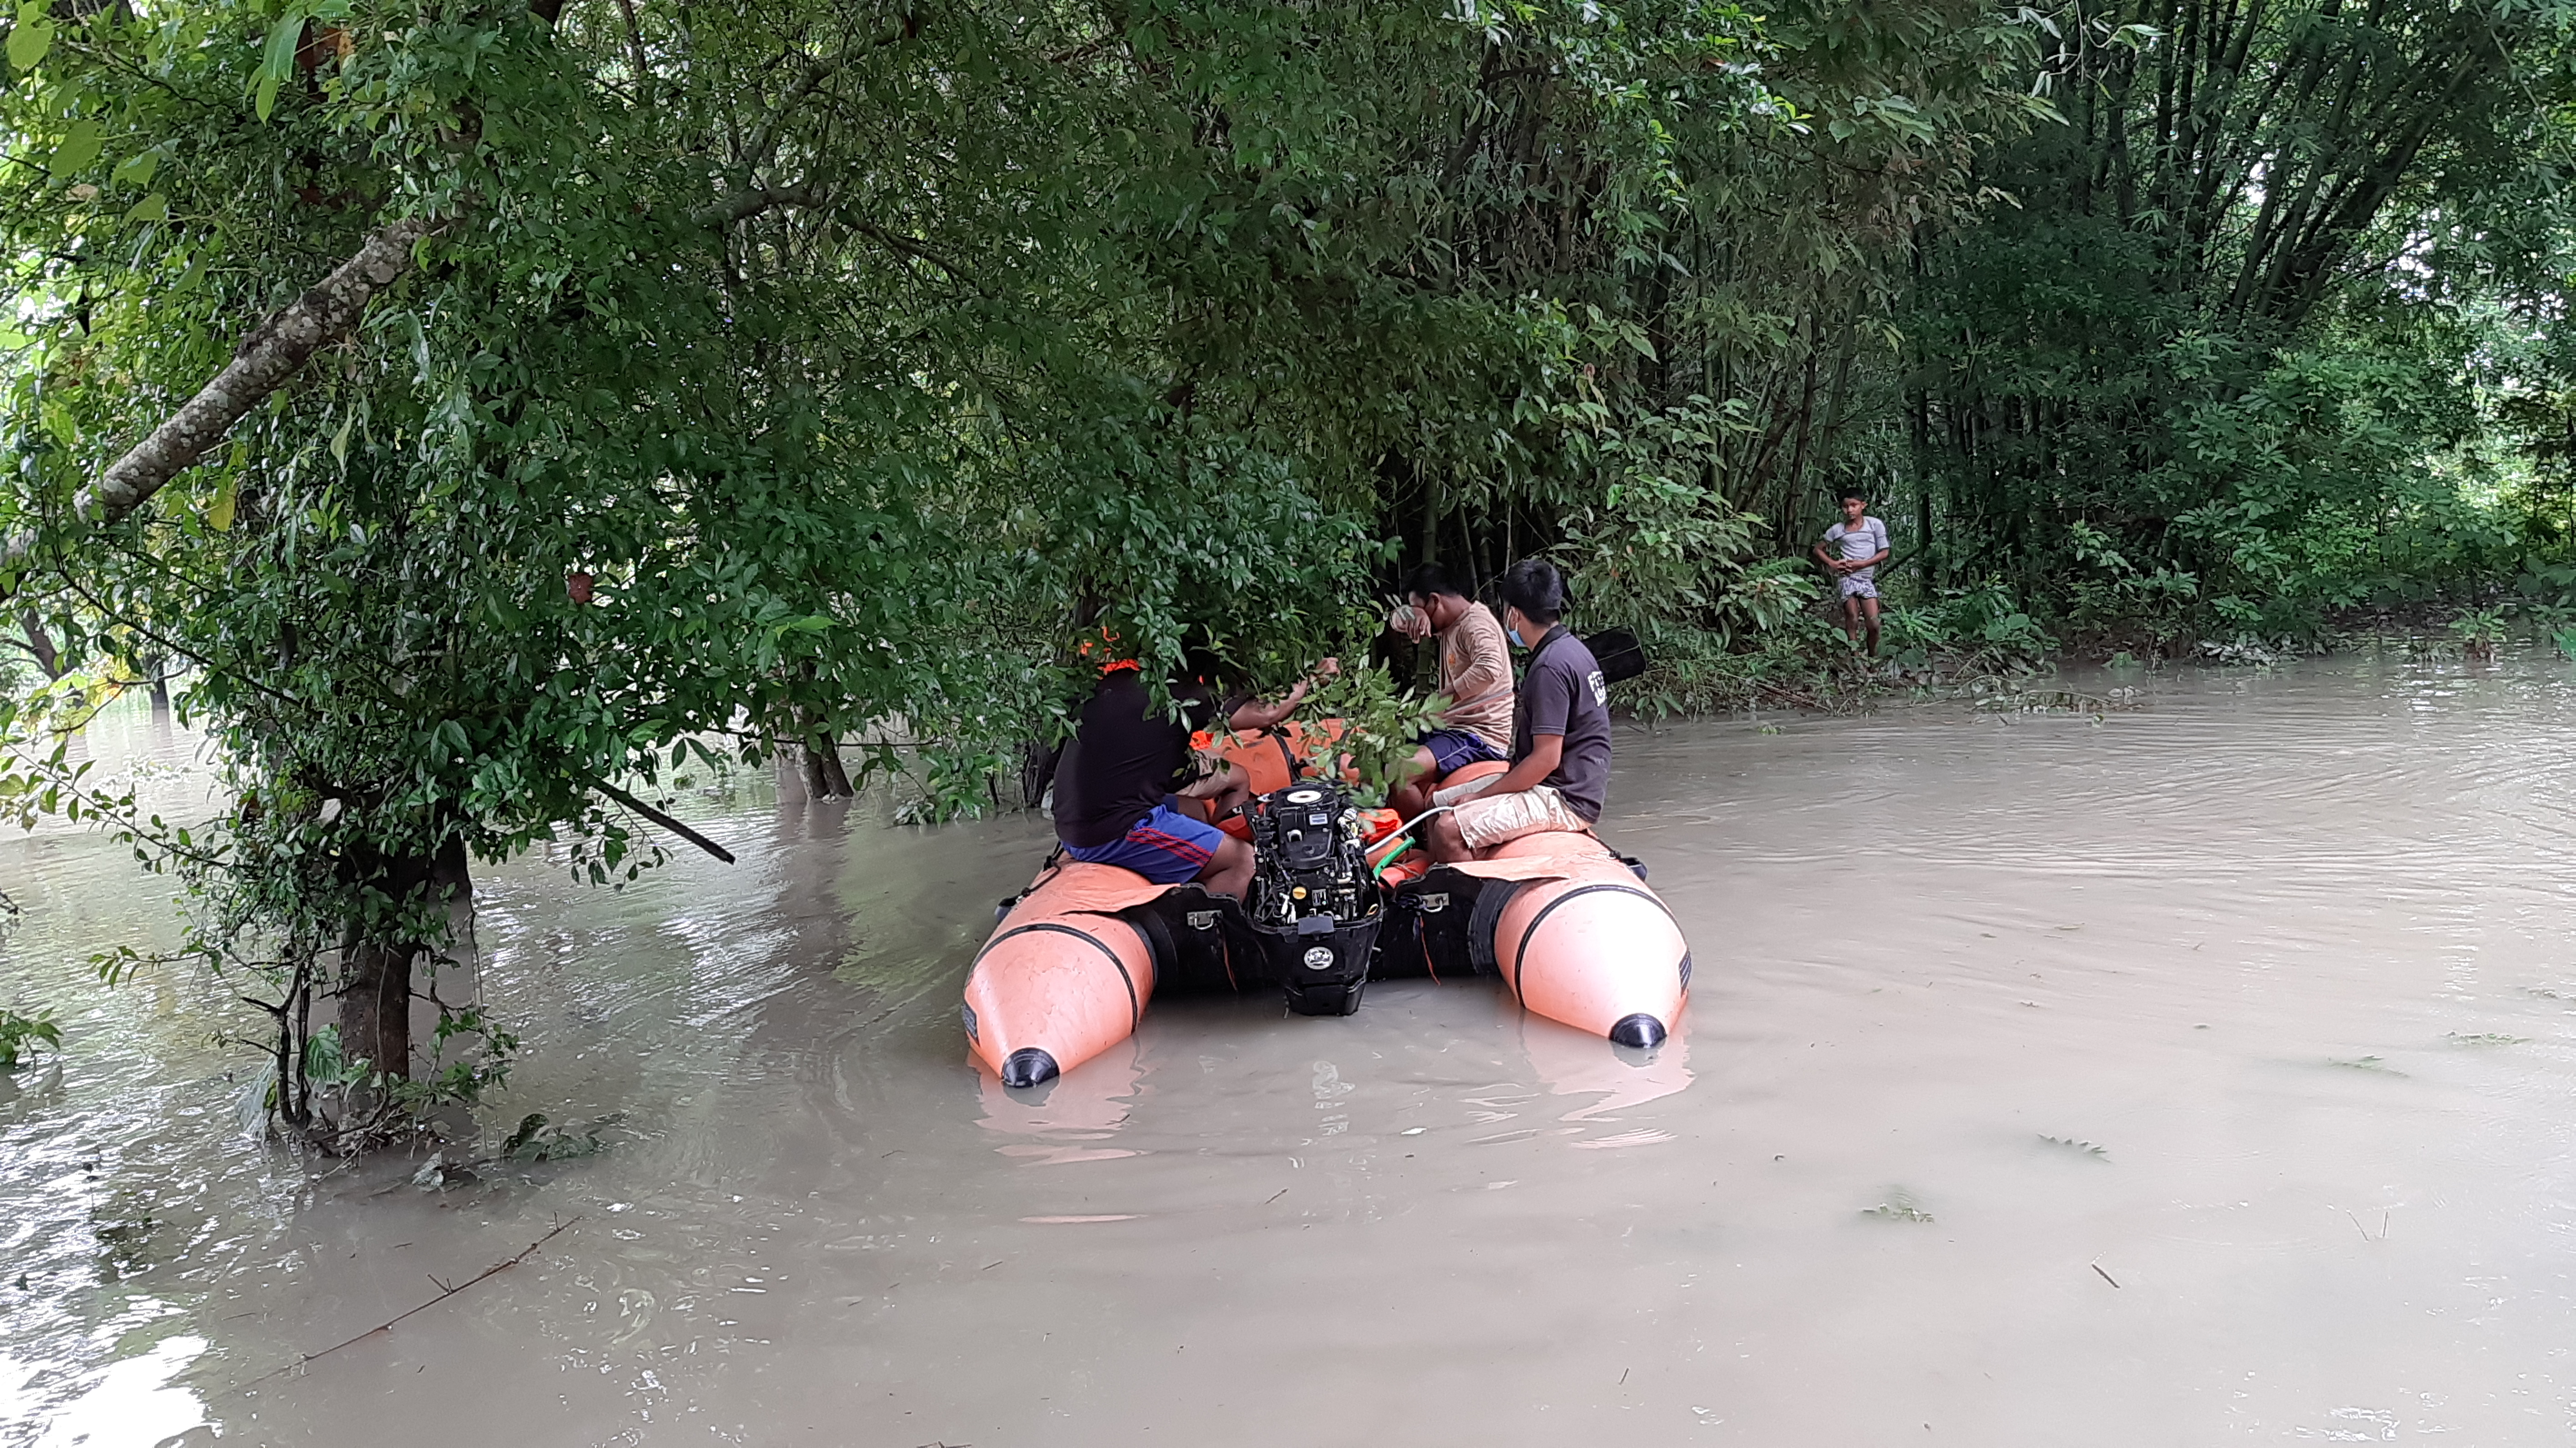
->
xmin=1825 ymin=516 xmax=1890 ymax=580
xmin=1512 ymin=629 xmax=1613 ymax=822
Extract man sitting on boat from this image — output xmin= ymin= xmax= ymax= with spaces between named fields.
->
xmin=1387 ymin=563 xmax=1516 ymax=820
xmin=1052 ymin=641 xmax=1335 ymax=900
xmin=1423 ymin=560 xmax=1612 ymax=862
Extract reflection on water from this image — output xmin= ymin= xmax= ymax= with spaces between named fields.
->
xmin=5 ymin=653 xmax=2576 ymax=1443
xmin=5 ymin=1329 xmax=207 ymax=1448
xmin=1533 ymin=1009 xmax=1695 ymax=1124
xmin=977 ymin=1036 xmax=1147 ymax=1164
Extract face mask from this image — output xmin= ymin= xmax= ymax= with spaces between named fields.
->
xmin=1507 ymin=626 xmax=1525 ymax=648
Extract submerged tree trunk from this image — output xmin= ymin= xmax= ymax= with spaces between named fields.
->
xmin=17 ymin=613 xmax=60 ymax=679
xmin=800 ymin=733 xmax=855 ymax=798
xmin=1020 ymin=737 xmax=1059 ymax=810
xmin=139 ymin=648 xmax=172 ymax=709
xmin=332 ymin=837 xmax=468 ymax=1082
xmin=338 ymin=935 xmax=415 ymax=1080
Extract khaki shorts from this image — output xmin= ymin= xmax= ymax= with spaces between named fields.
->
xmin=1437 ymin=779 xmax=1592 ymax=851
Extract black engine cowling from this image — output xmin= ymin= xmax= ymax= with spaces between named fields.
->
xmin=1244 ymin=781 xmax=1384 ymax=1016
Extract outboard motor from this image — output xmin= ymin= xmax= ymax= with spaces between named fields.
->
xmin=1245 ymin=781 xmax=1384 ymax=1016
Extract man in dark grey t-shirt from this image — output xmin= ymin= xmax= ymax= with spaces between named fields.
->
xmin=1426 ymin=559 xmax=1612 ymax=861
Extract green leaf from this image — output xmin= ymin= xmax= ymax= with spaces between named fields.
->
xmin=502 ymin=1112 xmax=547 ymax=1158
xmin=112 ymin=151 xmax=159 ymax=188
xmin=50 ymin=120 xmax=102 ymax=177
xmin=207 ymin=473 xmax=237 ymax=532
xmin=252 ymin=10 xmax=304 ymax=122
xmin=401 ymin=311 xmax=430 ymax=381
xmin=123 ymin=192 xmax=166 ymax=224
xmin=7 ymin=3 xmax=52 ymax=72
xmin=329 ymin=411 xmax=353 ymax=466
xmin=260 ymin=11 xmax=306 ymax=82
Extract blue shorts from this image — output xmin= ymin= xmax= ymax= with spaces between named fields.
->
xmin=1062 ymin=798 xmax=1226 ymax=884
xmin=1419 ymin=728 xmax=1505 ymax=776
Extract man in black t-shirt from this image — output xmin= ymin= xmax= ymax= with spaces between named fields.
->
xmin=1053 ymin=649 xmax=1336 ymax=899
xmin=1425 ymin=560 xmax=1611 ymax=862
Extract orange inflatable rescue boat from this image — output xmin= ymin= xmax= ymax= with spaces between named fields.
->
xmin=962 ymin=734 xmax=1690 ymax=1087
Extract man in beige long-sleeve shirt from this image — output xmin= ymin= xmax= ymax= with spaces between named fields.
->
xmin=1389 ymin=563 xmax=1515 ymax=818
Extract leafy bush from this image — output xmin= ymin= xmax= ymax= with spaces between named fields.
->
xmin=1298 ymin=666 xmax=1447 ymax=808
xmin=0 ymin=1008 xmax=60 ymax=1072
xmin=2064 ymin=522 xmax=2199 ymax=647
xmin=1903 ymin=582 xmax=2051 ymax=665
xmin=2450 ymin=607 xmax=2508 ymax=659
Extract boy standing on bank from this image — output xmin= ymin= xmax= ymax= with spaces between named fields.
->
xmin=1813 ymin=489 xmax=1890 ymax=654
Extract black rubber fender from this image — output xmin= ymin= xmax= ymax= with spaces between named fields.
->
xmin=1466 ymin=875 xmax=1529 ymax=979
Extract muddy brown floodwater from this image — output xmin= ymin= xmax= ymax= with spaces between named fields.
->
xmin=7 ymin=653 xmax=2576 ymax=1446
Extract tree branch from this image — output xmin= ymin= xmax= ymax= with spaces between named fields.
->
xmin=587 ymin=776 xmax=738 ymax=864
xmin=0 ymin=216 xmax=438 ymax=584
xmin=737 ymin=56 xmax=848 ymax=182
xmin=615 ymin=0 xmax=649 ymax=89
xmin=249 ymin=1217 xmax=582 ymax=1385
xmin=724 ymin=12 xmax=923 ymax=204
xmin=694 ymin=183 xmax=820 ymax=230
xmin=854 ymin=221 xmax=978 ymax=287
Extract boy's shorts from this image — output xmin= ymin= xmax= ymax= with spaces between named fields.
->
xmin=1062 ymin=797 xmax=1225 ymax=884
xmin=1418 ymin=727 xmax=1505 ymax=777
xmin=1837 ymin=571 xmax=1879 ymax=600
xmin=1437 ymin=779 xmax=1593 ymax=851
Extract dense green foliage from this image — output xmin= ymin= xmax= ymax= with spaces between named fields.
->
xmin=1 ymin=0 xmax=2573 ymax=1135
xmin=1898 ymin=0 xmax=2576 ymax=644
